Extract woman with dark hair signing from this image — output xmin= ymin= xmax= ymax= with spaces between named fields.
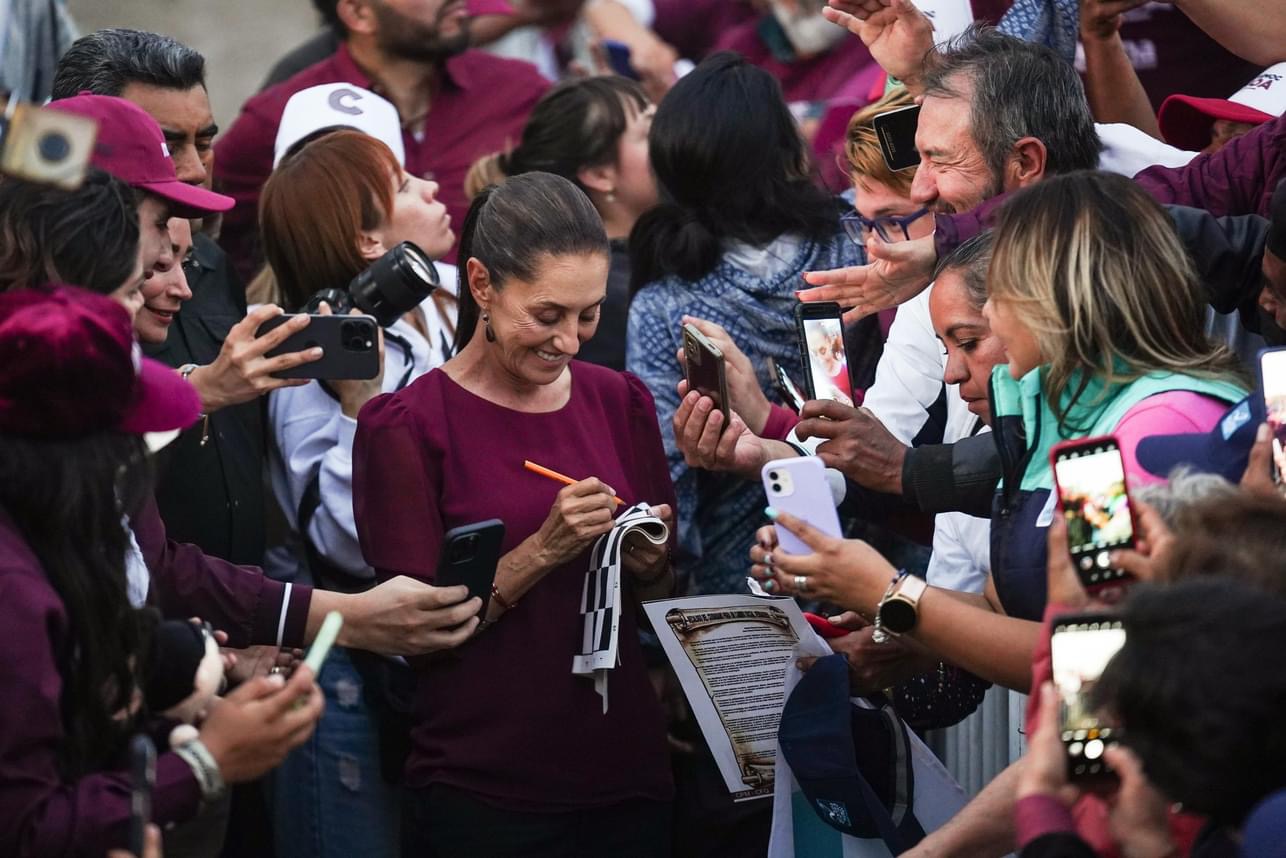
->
xmin=353 ymin=172 xmax=677 ymax=856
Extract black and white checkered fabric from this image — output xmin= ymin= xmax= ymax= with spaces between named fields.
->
xmin=572 ymin=502 xmax=668 ymax=713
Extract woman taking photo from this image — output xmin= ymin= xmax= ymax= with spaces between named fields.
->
xmin=466 ymin=74 xmax=657 ymax=370
xmin=353 ymin=172 xmax=676 ymax=856
xmin=627 ymin=51 xmax=860 ymax=599
xmin=749 ymin=172 xmax=1247 ymax=690
xmin=258 ymin=128 xmax=465 ymax=858
xmin=0 ymin=286 xmax=323 ymax=857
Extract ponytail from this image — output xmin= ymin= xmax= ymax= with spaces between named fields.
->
xmin=463 ymin=150 xmax=511 ymax=201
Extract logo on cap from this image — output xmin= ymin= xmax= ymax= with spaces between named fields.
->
xmin=328 ymin=88 xmax=365 ymax=117
xmin=815 ymin=799 xmax=852 ymax=827
xmin=1246 ymin=73 xmax=1283 ymax=93
xmin=161 ymin=141 xmax=171 ymax=158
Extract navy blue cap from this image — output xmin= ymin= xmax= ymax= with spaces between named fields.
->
xmin=1135 ymin=394 xmax=1263 ymax=483
xmin=778 ymin=654 xmax=923 ymax=850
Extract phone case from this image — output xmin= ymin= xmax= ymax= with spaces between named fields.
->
xmin=437 ymin=519 xmax=506 ymax=615
xmin=794 ymin=302 xmax=854 ymax=405
xmin=1050 ymin=436 xmax=1135 ymax=591
xmin=258 ymin=313 xmax=381 ymax=380
xmin=761 ymin=456 xmax=842 ymax=555
xmin=872 ymin=104 xmax=921 ymax=172
xmin=683 ymin=324 xmax=731 ymax=424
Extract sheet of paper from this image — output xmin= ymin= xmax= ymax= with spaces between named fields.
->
xmin=645 ymin=593 xmax=830 ymax=801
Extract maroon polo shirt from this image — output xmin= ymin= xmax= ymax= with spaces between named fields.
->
xmin=214 ymin=44 xmax=549 ymax=280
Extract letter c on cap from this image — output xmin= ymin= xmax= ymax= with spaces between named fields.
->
xmin=328 ymin=88 xmax=364 ymax=116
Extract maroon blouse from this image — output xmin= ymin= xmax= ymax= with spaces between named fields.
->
xmin=353 ymin=362 xmax=675 ymax=811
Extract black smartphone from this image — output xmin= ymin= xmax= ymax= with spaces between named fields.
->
xmin=766 ymin=356 xmax=806 ymax=413
xmin=257 ymin=313 xmax=380 ymax=380
xmin=1050 ymin=613 xmax=1125 ymax=781
xmin=682 ymin=323 xmax=731 ymax=426
xmin=1258 ymin=346 xmax=1286 ymax=485
xmin=1050 ymin=436 xmax=1136 ymax=591
xmin=129 ymin=734 xmax=156 ymax=857
xmin=436 ymin=519 xmax=505 ymax=616
xmin=872 ymin=104 xmax=921 ymax=172
xmin=794 ymin=302 xmax=855 ymax=407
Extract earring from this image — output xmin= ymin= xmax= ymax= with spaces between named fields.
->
xmin=605 ymin=188 xmax=616 ymax=204
xmin=482 ymin=311 xmax=495 ymax=343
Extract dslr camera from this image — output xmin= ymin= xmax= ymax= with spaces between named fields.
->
xmin=304 ymin=240 xmax=439 ymax=327
xmin=0 ymin=100 xmax=98 ymax=190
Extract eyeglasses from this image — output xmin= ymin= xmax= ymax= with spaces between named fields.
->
xmin=840 ymin=208 xmax=931 ymax=246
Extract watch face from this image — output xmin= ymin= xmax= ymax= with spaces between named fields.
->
xmin=882 ymin=598 xmax=918 ymax=634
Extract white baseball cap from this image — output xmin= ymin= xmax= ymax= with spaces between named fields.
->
xmin=273 ymin=83 xmax=406 ymax=168
xmin=1158 ymin=63 xmax=1286 ymax=152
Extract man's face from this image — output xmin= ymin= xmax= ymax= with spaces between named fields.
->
xmin=370 ymin=0 xmax=471 ymax=63
xmin=910 ymin=77 xmax=1003 ymax=214
xmin=119 ymin=83 xmax=217 ymax=188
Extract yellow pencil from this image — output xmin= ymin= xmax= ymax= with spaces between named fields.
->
xmin=523 ymin=460 xmax=625 ymax=506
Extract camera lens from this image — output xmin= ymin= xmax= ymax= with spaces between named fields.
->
xmin=771 ymin=483 xmax=781 ymax=492
xmin=768 ymin=471 xmax=778 ymax=480
xmin=348 ymin=336 xmax=367 ymax=350
xmin=38 ymin=131 xmax=71 ymax=163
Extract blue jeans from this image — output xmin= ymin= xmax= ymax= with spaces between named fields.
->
xmin=270 ymin=647 xmax=401 ymax=858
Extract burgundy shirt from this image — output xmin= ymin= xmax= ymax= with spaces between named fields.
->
xmin=213 ymin=45 xmax=549 ymax=280
xmin=0 ymin=511 xmax=201 ymax=856
xmin=353 ymin=363 xmax=675 ymax=811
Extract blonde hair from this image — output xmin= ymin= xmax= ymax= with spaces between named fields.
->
xmin=988 ymin=171 xmax=1243 ymax=426
xmin=842 ymin=88 xmax=917 ymax=196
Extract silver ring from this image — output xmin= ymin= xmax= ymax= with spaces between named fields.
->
xmin=269 ymin=666 xmax=286 ymax=676
xmin=795 ymin=575 xmax=808 ymax=592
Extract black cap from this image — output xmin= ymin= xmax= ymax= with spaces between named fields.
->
xmin=143 ymin=620 xmax=208 ymax=714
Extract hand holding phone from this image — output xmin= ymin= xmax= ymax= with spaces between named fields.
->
xmin=767 ymin=356 xmax=806 ymax=413
xmin=257 ymin=313 xmax=380 ymax=380
xmin=1258 ymin=347 xmax=1286 ymax=485
xmin=1050 ymin=613 xmax=1125 ymax=781
xmin=872 ymin=104 xmax=921 ymax=172
xmin=761 ymin=456 xmax=842 ymax=555
xmin=683 ymin=323 xmax=731 ymax=426
xmin=1051 ymin=436 xmax=1136 ymax=591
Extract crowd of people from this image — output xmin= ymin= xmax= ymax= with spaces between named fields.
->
xmin=1 ymin=0 xmax=1286 ymax=855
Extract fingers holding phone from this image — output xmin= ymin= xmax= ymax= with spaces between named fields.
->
xmin=315 ymin=302 xmax=387 ymax=417
xmin=197 ymin=666 xmax=323 ymax=784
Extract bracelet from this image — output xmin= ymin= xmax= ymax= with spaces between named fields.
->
xmin=490 ymin=583 xmax=517 ymax=612
xmin=177 ymin=363 xmax=212 ymax=446
xmin=173 ymin=737 xmax=227 ymax=804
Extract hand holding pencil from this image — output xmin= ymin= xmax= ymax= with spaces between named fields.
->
xmin=527 ymin=461 xmax=622 ymax=566
xmin=525 ymin=460 xmax=625 ymax=506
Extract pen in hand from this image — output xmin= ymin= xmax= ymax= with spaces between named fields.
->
xmin=523 ymin=460 xmax=625 ymax=506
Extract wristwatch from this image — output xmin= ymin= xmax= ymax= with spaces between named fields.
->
xmin=876 ymin=573 xmax=927 ymax=638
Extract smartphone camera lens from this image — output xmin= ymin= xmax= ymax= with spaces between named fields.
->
xmin=768 ymin=471 xmax=778 ymax=480
xmin=340 ymin=320 xmax=373 ymax=351
xmin=449 ymin=533 xmax=479 ymax=563
xmin=771 ymin=484 xmax=781 ymax=492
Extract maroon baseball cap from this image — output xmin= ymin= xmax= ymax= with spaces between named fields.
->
xmin=0 ymin=287 xmax=201 ymax=440
xmin=46 ymin=93 xmax=234 ymax=217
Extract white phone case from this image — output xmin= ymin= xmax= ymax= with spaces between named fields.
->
xmin=761 ymin=456 xmax=842 ymax=555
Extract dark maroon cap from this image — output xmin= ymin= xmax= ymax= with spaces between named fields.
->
xmin=0 ymin=287 xmax=201 ymax=439
xmin=46 ymin=93 xmax=234 ymax=218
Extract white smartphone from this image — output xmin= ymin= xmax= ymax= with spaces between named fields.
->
xmin=761 ymin=456 xmax=842 ymax=555
xmin=302 ymin=611 xmax=343 ymax=675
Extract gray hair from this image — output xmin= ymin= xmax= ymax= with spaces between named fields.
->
xmin=52 ymin=29 xmax=205 ymax=100
xmin=933 ymin=230 xmax=992 ymax=310
xmin=922 ymin=25 xmax=1101 ymax=184
xmin=1133 ymin=466 xmax=1239 ymax=527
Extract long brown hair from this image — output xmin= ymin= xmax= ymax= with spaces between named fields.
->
xmin=259 ymin=130 xmax=399 ymax=310
xmin=987 ymin=171 xmax=1243 ymax=424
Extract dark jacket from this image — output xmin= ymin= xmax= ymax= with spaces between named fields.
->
xmin=143 ymin=233 xmax=267 ymax=565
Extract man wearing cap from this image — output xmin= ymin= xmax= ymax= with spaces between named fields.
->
xmin=52 ymin=31 xmax=328 ymax=567
xmin=215 ymin=0 xmax=549 ymax=280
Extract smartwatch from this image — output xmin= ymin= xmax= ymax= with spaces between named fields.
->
xmin=877 ymin=573 xmax=927 ymax=636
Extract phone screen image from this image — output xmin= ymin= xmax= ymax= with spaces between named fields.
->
xmin=801 ymin=316 xmax=854 ymax=406
xmin=1053 ymin=442 xmax=1133 ymax=584
xmin=1260 ymin=348 xmax=1286 ymax=483
xmin=1051 ymin=617 xmax=1125 ymax=778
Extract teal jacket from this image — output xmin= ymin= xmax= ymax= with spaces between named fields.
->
xmin=988 ymin=364 xmax=1246 ymax=620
